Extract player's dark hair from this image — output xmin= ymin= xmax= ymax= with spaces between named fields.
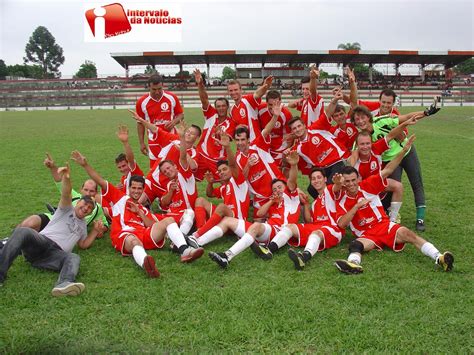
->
xmin=215 ymin=97 xmax=230 ymax=108
xmin=217 ymin=160 xmax=229 ymax=168
xmin=234 ymin=126 xmax=249 ymax=139
xmin=351 ymin=105 xmax=373 ymax=123
xmin=356 ymin=130 xmax=372 ymax=144
xmin=148 ymin=74 xmax=163 ymax=86
xmin=129 ymin=175 xmax=145 ymax=187
xmin=266 ymin=90 xmax=281 ymax=101
xmin=309 ymin=167 xmax=326 ymax=179
xmin=334 ymin=104 xmax=346 ymax=113
xmin=115 ymin=153 xmax=127 ymax=164
xmin=79 ymin=195 xmax=96 ymax=208
xmin=379 ymin=88 xmax=397 ymax=101
xmin=190 ymin=124 xmax=202 ymax=137
xmin=227 ymin=80 xmax=241 ymax=88
xmin=341 ymin=166 xmax=359 ymax=177
xmin=301 ymin=77 xmax=310 ymax=84
xmin=271 ymin=178 xmax=287 ymax=187
xmin=158 ymin=159 xmax=175 ymax=169
xmin=288 ymin=116 xmax=304 ymax=128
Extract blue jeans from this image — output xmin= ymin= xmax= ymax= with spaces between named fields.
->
xmin=0 ymin=227 xmax=80 ymax=286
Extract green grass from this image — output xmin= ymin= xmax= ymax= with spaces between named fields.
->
xmin=0 ymin=107 xmax=473 ymax=353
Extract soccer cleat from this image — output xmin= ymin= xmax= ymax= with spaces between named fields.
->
xmin=46 ymin=203 xmax=57 ymax=214
xmin=288 ymin=249 xmax=305 ymax=270
xmin=169 ymin=242 xmax=180 ymax=254
xmin=143 ymin=255 xmax=160 ymax=278
xmin=181 ymin=247 xmax=204 ymax=263
xmin=334 ymin=259 xmax=363 ymax=275
xmin=185 ymin=234 xmax=200 ymax=249
xmin=51 ymin=282 xmax=85 ymax=297
xmin=249 ymin=242 xmax=273 ymax=260
xmin=208 ymin=252 xmax=229 ymax=269
xmin=437 ymin=251 xmax=454 ymax=272
xmin=416 ymin=219 xmax=426 ymax=232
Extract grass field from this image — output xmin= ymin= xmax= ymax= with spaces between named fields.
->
xmin=0 ymin=106 xmax=473 ymax=353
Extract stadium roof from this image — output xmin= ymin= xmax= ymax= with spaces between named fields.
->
xmin=111 ymin=50 xmax=474 ymax=69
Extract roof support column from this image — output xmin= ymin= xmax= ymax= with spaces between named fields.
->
xmin=419 ymin=64 xmax=426 ymax=83
xmin=368 ymin=64 xmax=373 ymax=82
xmin=125 ymin=63 xmax=129 ymax=78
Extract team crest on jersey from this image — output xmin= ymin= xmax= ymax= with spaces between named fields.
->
xmin=275 ymin=121 xmax=281 ymax=129
xmin=161 ymin=102 xmax=170 ymax=111
xmin=347 ymin=127 xmax=354 ymax=136
xmin=239 ymin=108 xmax=245 ymax=117
xmin=370 ymin=161 xmax=377 ymax=171
xmin=249 ymin=153 xmax=259 ymax=165
xmin=311 ymin=136 xmax=321 ymax=145
xmin=225 ymin=185 xmax=231 ymax=194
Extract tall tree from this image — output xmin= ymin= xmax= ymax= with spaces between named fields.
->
xmin=454 ymin=58 xmax=474 ymax=75
xmin=222 ymin=66 xmax=236 ymax=80
xmin=337 ymin=42 xmax=362 ymax=50
xmin=24 ymin=26 xmax=65 ymax=78
xmin=0 ymin=60 xmax=7 ymax=80
xmin=75 ymin=60 xmax=98 ymax=79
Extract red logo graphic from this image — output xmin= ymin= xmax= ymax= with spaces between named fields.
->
xmin=85 ymin=3 xmax=131 ymax=39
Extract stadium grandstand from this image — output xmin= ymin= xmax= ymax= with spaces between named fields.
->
xmin=1 ymin=49 xmax=472 ymax=110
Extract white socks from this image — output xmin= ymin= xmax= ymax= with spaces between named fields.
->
xmin=421 ymin=242 xmax=441 ymax=261
xmin=271 ymin=226 xmax=293 ymax=249
xmin=389 ymin=202 xmax=402 ymax=222
xmin=179 ymin=209 xmax=195 ymax=235
xmin=348 ymin=253 xmax=362 ymax=265
xmin=132 ymin=245 xmax=147 ymax=267
xmin=305 ymin=233 xmax=322 ymax=256
xmin=166 ymin=222 xmax=187 ymax=249
xmin=198 ymin=226 xmax=224 ymax=246
xmin=227 ymin=233 xmax=254 ymax=261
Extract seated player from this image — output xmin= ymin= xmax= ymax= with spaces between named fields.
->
xmin=207 ymin=151 xmax=300 ymax=269
xmin=71 ymin=150 xmax=203 ymax=279
xmin=334 ymin=136 xmax=454 ymax=274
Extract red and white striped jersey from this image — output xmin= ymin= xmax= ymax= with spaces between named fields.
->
xmin=197 ymin=104 xmax=235 ymax=162
xmin=358 ymin=100 xmax=400 ymax=117
xmin=102 ymin=181 xmax=156 ymax=240
xmin=120 ymin=161 xmax=144 ymax=195
xmin=267 ymin=188 xmax=301 ymax=226
xmin=296 ymin=94 xmax=325 ymax=127
xmin=213 ymin=170 xmax=250 ymax=219
xmin=310 ymin=184 xmax=342 ymax=232
xmin=353 ymin=138 xmax=390 ymax=180
xmin=230 ymin=94 xmax=261 ymax=141
xmin=136 ymin=91 xmax=183 ymax=137
xmin=161 ymin=161 xmax=197 ymax=214
xmin=336 ymin=173 xmax=388 ymax=237
xmin=257 ymin=103 xmax=292 ymax=160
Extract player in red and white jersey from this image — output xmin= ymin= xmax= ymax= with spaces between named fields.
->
xmin=193 ymin=69 xmax=236 ymax=181
xmin=257 ymin=90 xmax=292 ymax=165
xmin=288 ymin=66 xmax=324 ymax=127
xmin=71 ymin=151 xmax=204 ymax=277
xmin=208 ymin=151 xmax=301 ymax=269
xmin=135 ymin=75 xmax=184 ymax=167
xmin=190 ymin=131 xmax=250 ymax=240
xmin=357 ymin=88 xmax=401 ymax=118
xmin=333 ymin=138 xmax=454 ymax=274
xmin=234 ymin=106 xmax=286 ymax=220
xmin=228 ymin=76 xmax=273 ymax=142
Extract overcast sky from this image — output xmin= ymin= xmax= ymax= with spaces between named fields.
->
xmin=1 ymin=0 xmax=472 ymax=78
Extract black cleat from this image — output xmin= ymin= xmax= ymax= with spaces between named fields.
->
xmin=288 ymin=249 xmax=305 ymax=270
xmin=249 ymin=242 xmax=273 ymax=260
xmin=437 ymin=251 xmax=454 ymax=272
xmin=185 ymin=234 xmax=200 ymax=249
xmin=209 ymin=252 xmax=229 ymax=269
xmin=416 ymin=219 xmax=426 ymax=232
xmin=334 ymin=259 xmax=363 ymax=275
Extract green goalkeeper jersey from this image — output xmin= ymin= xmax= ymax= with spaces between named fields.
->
xmin=371 ymin=115 xmax=411 ymax=162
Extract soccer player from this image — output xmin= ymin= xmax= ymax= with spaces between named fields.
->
xmin=115 ymin=124 xmax=144 ymax=194
xmin=193 ymin=69 xmax=236 ymax=181
xmin=207 ymin=151 xmax=300 ymax=269
xmin=334 ymin=136 xmax=454 ymax=274
xmin=71 ymin=149 xmax=203 ymax=278
xmin=351 ymin=102 xmax=440 ymax=231
xmin=136 ymin=74 xmax=184 ymax=167
xmin=19 ymin=153 xmax=109 ymax=236
xmin=228 ymin=75 xmax=273 ymax=142
xmin=1 ymin=163 xmax=101 ymax=296
xmin=288 ymin=66 xmax=324 ymax=127
xmin=191 ymin=131 xmax=250 ymax=239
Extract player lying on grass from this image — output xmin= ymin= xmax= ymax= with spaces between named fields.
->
xmin=1 ymin=163 xmax=101 ymax=297
xmin=71 ymin=148 xmax=203 ymax=279
xmin=334 ymin=136 xmax=453 ymax=274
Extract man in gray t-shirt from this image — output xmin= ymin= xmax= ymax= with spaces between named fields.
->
xmin=0 ymin=163 xmax=103 ymax=297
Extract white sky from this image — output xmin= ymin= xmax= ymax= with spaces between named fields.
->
xmin=0 ymin=0 xmax=473 ymax=78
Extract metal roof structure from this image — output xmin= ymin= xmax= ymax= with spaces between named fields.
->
xmin=111 ymin=49 xmax=473 ymax=70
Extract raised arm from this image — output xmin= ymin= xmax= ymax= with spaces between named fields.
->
xmin=71 ymin=150 xmax=107 ymax=191
xmin=176 ymin=122 xmax=189 ymax=170
xmin=385 ymin=116 xmax=417 ymax=142
xmin=194 ymin=69 xmax=209 ymax=109
xmin=262 ymin=101 xmax=281 ymax=138
xmin=216 ymin=131 xmax=239 ymax=179
xmin=57 ymin=163 xmax=72 ymax=209
xmin=381 ymin=135 xmax=416 ymax=178
xmin=116 ymin=124 xmax=135 ymax=167
xmin=309 ymin=66 xmax=319 ymax=101
xmin=285 ymin=150 xmax=299 ymax=192
xmin=287 ymin=97 xmax=304 ymax=109
xmin=325 ymin=87 xmax=344 ymax=118
xmin=136 ymin=119 xmax=148 ymax=156
xmin=44 ymin=152 xmax=61 ymax=182
xmin=254 ymin=75 xmax=274 ymax=100
xmin=347 ymin=66 xmax=358 ymax=108
xmin=129 ymin=109 xmax=158 ymax=133
xmin=77 ymin=220 xmax=105 ymax=249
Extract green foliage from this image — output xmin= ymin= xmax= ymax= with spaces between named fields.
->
xmin=222 ymin=66 xmax=236 ymax=80
xmin=454 ymin=58 xmax=474 ymax=75
xmin=74 ymin=60 xmax=98 ymax=79
xmin=6 ymin=63 xmax=45 ymax=79
xmin=144 ymin=64 xmax=157 ymax=74
xmin=24 ymin=26 xmax=65 ymax=78
xmin=351 ymin=63 xmax=384 ymax=79
xmin=0 ymin=108 xmax=472 ymax=352
xmin=0 ymin=59 xmax=7 ymax=80
xmin=337 ymin=42 xmax=362 ymax=50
